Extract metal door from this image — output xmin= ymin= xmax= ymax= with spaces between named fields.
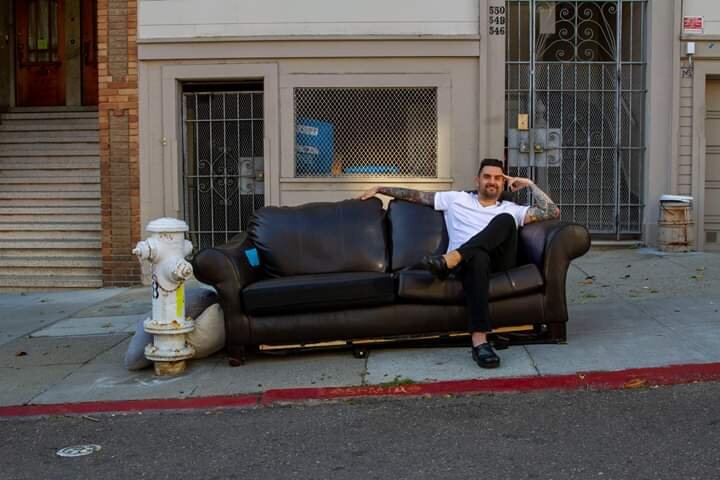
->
xmin=182 ymin=90 xmax=265 ymax=250
xmin=505 ymin=0 xmax=646 ymax=237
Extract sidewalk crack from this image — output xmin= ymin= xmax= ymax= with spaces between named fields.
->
xmin=523 ymin=345 xmax=541 ymax=376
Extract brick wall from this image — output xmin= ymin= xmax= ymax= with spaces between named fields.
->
xmin=98 ymin=0 xmax=140 ymax=286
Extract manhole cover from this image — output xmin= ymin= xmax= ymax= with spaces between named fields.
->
xmin=56 ymin=444 xmax=102 ymax=458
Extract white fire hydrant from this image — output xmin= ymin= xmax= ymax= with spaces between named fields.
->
xmin=132 ymin=218 xmax=195 ymax=376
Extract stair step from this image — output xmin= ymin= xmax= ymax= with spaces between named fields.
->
xmin=0 ymin=222 xmax=100 ymax=231
xmin=0 ymin=169 xmax=99 ymax=178
xmin=0 ymin=238 xmax=101 ymax=249
xmin=8 ymin=106 xmax=98 ymax=113
xmin=0 ymin=266 xmax=103 ymax=276
xmin=0 ymin=160 xmax=99 ymax=170
xmin=0 ymin=275 xmax=103 ymax=290
xmin=0 ymin=197 xmax=99 ymax=206
xmin=0 ymin=183 xmax=99 ymax=192
xmin=0 ymin=175 xmax=99 ymax=183
xmin=0 ymin=230 xmax=100 ymax=240
xmin=0 ymin=248 xmax=100 ymax=258
xmin=0 ymin=191 xmax=100 ymax=199
xmin=0 ymin=145 xmax=100 ymax=157
xmin=0 ymin=120 xmax=99 ymax=131
xmin=0 ymin=213 xmax=100 ymax=222
xmin=1 ymin=111 xmax=99 ymax=120
xmin=0 ymin=202 xmax=100 ymax=215
xmin=0 ymin=256 xmax=102 ymax=268
xmin=0 ymin=131 xmax=99 ymax=143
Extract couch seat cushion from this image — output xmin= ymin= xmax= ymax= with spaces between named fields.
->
xmin=397 ymin=264 xmax=543 ymax=304
xmin=243 ymin=272 xmax=395 ymax=315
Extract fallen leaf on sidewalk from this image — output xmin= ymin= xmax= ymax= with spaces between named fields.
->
xmin=624 ymin=378 xmax=648 ymax=389
xmin=15 ymin=351 xmax=27 ymax=357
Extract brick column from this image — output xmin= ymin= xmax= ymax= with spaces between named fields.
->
xmin=97 ymin=0 xmax=140 ymax=286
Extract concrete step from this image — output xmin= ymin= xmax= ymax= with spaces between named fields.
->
xmin=0 ymin=183 xmax=100 ymax=192
xmin=0 ymin=197 xmax=100 ymax=207
xmin=0 ymin=256 xmax=101 ymax=268
xmin=0 ymin=111 xmax=99 ymax=121
xmin=0 ymin=274 xmax=103 ymax=290
xmin=0 ymin=159 xmax=99 ymax=169
xmin=0 ymin=175 xmax=99 ymax=183
xmin=0 ymin=203 xmax=100 ymax=215
xmin=0 ymin=222 xmax=100 ymax=231
xmin=8 ymin=106 xmax=98 ymax=113
xmin=0 ymin=144 xmax=100 ymax=157
xmin=0 ymin=213 xmax=100 ymax=222
xmin=0 ymin=131 xmax=99 ymax=143
xmin=0 ymin=266 xmax=102 ymax=277
xmin=0 ymin=247 xmax=100 ymax=258
xmin=0 ymin=238 xmax=101 ymax=249
xmin=0 ymin=190 xmax=100 ymax=199
xmin=0 ymin=230 xmax=100 ymax=240
xmin=0 ymin=120 xmax=99 ymax=131
xmin=0 ymin=169 xmax=99 ymax=178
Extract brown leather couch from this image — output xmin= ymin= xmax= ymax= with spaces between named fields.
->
xmin=192 ymin=198 xmax=591 ymax=365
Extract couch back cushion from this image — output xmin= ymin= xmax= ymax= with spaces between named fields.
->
xmin=249 ymin=198 xmax=388 ymax=277
xmin=387 ymin=200 xmax=448 ymax=271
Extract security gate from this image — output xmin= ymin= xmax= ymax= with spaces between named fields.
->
xmin=182 ymin=89 xmax=265 ymax=249
xmin=505 ymin=0 xmax=646 ymax=236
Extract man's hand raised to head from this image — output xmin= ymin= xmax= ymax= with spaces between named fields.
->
xmin=503 ymin=175 xmax=534 ymax=192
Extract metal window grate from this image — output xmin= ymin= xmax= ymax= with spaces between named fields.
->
xmin=182 ymin=90 xmax=265 ymax=250
xmin=505 ymin=0 xmax=647 ymax=238
xmin=294 ymin=87 xmax=437 ymax=177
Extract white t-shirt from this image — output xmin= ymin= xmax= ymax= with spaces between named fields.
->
xmin=434 ymin=191 xmax=530 ymax=252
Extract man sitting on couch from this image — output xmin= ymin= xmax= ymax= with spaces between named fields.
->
xmin=358 ymin=158 xmax=561 ymax=369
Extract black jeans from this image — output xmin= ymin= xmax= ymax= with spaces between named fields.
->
xmin=456 ymin=213 xmax=518 ymax=333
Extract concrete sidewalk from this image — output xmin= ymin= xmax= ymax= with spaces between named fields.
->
xmin=1 ymin=247 xmax=719 ymax=409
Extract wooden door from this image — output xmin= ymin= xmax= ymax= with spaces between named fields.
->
xmin=81 ymin=0 xmax=97 ymax=105
xmin=15 ymin=0 xmax=66 ymax=106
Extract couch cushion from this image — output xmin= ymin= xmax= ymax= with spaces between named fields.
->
xmin=243 ymin=272 xmax=395 ymax=315
xmin=249 ymin=198 xmax=388 ymax=277
xmin=396 ymin=264 xmax=544 ymax=304
xmin=387 ymin=200 xmax=448 ymax=271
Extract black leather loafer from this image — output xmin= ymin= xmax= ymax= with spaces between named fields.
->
xmin=471 ymin=342 xmax=501 ymax=369
xmin=420 ymin=254 xmax=450 ymax=280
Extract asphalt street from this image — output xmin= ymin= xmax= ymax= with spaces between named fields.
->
xmin=2 ymin=382 xmax=719 ymax=480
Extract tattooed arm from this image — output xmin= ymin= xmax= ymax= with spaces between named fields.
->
xmin=356 ymin=186 xmax=435 ymax=207
xmin=503 ymin=175 xmax=561 ymax=224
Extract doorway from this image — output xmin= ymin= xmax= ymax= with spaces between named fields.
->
xmin=14 ymin=0 xmax=97 ymax=107
xmin=505 ymin=0 xmax=647 ymax=238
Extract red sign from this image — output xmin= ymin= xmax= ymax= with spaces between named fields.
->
xmin=683 ymin=16 xmax=704 ymax=34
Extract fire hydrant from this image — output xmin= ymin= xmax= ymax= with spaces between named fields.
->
xmin=132 ymin=218 xmax=195 ymax=376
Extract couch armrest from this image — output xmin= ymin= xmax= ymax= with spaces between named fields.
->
xmin=192 ymin=232 xmax=260 ymax=346
xmin=519 ymin=220 xmax=591 ymax=323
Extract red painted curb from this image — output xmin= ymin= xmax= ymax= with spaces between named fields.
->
xmin=2 ymin=362 xmax=720 ymax=418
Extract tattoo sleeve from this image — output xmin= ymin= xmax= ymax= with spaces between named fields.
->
xmin=525 ymin=184 xmax=561 ymax=223
xmin=376 ymin=187 xmax=435 ymax=207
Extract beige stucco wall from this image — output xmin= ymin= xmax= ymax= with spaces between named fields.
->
xmin=683 ymin=0 xmax=720 ymax=36
xmin=138 ymin=0 xmax=479 ymax=39
xmin=137 ymin=38 xmax=500 ymax=231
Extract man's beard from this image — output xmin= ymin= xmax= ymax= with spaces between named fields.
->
xmin=479 ymin=185 xmax=501 ymax=201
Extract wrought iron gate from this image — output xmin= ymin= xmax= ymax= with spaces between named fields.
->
xmin=182 ymin=90 xmax=265 ymax=249
xmin=505 ymin=0 xmax=646 ymax=236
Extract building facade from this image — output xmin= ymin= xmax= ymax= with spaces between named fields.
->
xmin=0 ymin=0 xmax=711 ymax=290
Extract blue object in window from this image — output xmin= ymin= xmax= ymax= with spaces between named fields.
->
xmin=244 ymin=248 xmax=260 ymax=268
xmin=342 ymin=165 xmax=399 ymax=175
xmin=295 ymin=117 xmax=334 ymax=176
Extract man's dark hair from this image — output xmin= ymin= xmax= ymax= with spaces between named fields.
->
xmin=478 ymin=158 xmax=505 ymax=176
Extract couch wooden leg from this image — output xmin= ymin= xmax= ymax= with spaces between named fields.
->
xmin=547 ymin=323 xmax=567 ymax=344
xmin=227 ymin=346 xmax=247 ymax=366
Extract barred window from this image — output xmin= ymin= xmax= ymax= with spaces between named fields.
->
xmin=294 ymin=87 xmax=438 ymax=177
